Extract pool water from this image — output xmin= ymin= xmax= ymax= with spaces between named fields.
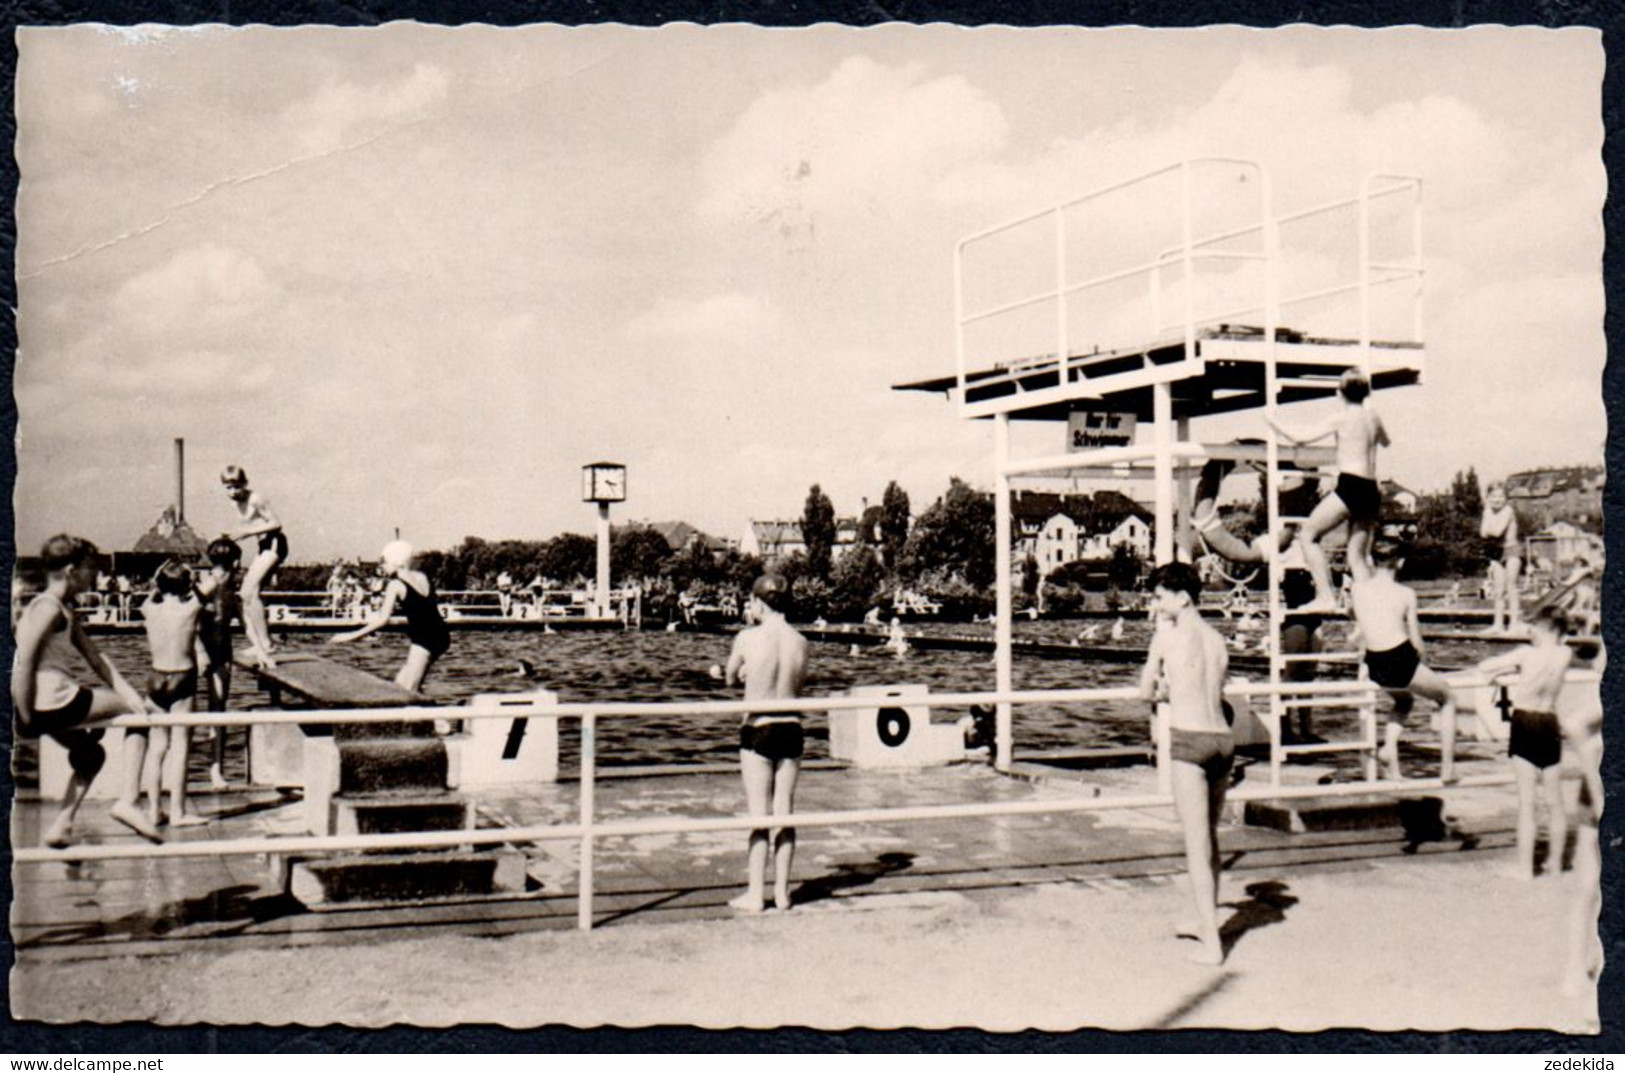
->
xmin=57 ymin=618 xmax=1504 ymax=774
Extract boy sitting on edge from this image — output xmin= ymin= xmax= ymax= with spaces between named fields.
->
xmin=1476 ymin=606 xmax=1574 ymax=879
xmin=12 ymin=535 xmax=160 ymax=846
xmin=1140 ymin=562 xmax=1231 ymax=967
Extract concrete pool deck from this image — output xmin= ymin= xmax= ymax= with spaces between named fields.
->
xmin=8 ymin=749 xmax=1605 ymax=1031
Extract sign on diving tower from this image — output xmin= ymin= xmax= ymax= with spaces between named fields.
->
xmin=896 ymin=158 xmax=1426 ymax=772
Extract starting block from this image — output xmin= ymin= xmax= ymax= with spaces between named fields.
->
xmin=829 ymin=684 xmax=966 ymax=768
xmin=444 ymin=691 xmax=560 ymax=787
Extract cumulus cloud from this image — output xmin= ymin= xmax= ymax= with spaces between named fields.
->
xmin=282 ymin=63 xmax=451 ymax=155
xmin=112 ymin=242 xmax=273 ymax=343
xmin=700 ymin=57 xmax=1008 ymax=241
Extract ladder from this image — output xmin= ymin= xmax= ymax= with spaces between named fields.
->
xmin=1259 ymin=210 xmax=1382 ymax=788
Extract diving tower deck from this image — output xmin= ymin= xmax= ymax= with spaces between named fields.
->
xmin=894 ymin=323 xmax=1423 ymax=422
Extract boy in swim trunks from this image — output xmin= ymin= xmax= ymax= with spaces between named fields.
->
xmin=11 ymin=535 xmax=161 ymax=846
xmin=197 ymin=538 xmax=242 ymax=789
xmin=1140 ymin=562 xmax=1232 ymax=966
xmin=1480 ymin=484 xmax=1524 ymax=634
xmin=220 ymin=464 xmax=286 ymax=668
xmin=724 ymin=573 xmax=809 ymax=913
xmin=1349 ymin=543 xmax=1458 ymax=782
xmin=1266 ymin=368 xmax=1390 ymax=606
xmin=331 ymin=540 xmax=451 ymax=694
xmin=1476 ymin=606 xmax=1574 ymax=879
xmin=127 ymin=559 xmax=208 ymax=829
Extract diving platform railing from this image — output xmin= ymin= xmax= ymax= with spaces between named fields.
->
xmin=939 ymin=159 xmax=1427 ymax=770
xmin=950 ymin=159 xmax=1424 ymax=422
xmin=16 ymin=672 xmax=1588 ymax=931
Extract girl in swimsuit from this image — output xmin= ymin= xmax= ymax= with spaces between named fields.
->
xmin=1480 ymin=484 xmax=1523 ymax=634
xmin=330 ymin=540 xmax=451 ymax=694
xmin=221 ymin=465 xmax=286 ymax=668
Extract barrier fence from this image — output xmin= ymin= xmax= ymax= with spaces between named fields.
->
xmin=14 ymin=675 xmax=1568 ymax=930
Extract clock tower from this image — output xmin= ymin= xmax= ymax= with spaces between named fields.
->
xmin=582 ymin=463 xmax=627 ymax=617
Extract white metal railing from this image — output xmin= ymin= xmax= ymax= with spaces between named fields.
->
xmin=14 ymin=673 xmax=1570 ymax=929
xmin=73 ymin=587 xmax=640 ymax=627
xmin=954 ymin=159 xmax=1265 ymax=420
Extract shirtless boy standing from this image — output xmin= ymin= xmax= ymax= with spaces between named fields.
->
xmin=724 ymin=574 xmax=808 ymax=913
xmin=1350 ymin=543 xmax=1459 ymax=782
xmin=1266 ymin=368 xmax=1390 ymax=605
xmin=1477 ymin=606 xmax=1574 ymax=879
xmin=1140 ymin=562 xmax=1231 ymax=966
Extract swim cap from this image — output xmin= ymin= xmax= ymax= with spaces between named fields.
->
xmin=751 ymin=573 xmax=788 ymax=612
xmin=381 ymin=540 xmax=414 ymax=571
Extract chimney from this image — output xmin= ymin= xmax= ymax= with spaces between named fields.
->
xmin=174 ymin=438 xmax=185 ymax=524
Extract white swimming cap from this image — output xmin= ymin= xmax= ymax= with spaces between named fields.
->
xmin=380 ymin=540 xmax=414 ymax=570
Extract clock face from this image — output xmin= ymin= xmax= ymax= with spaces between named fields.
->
xmin=584 ymin=465 xmax=627 ymax=502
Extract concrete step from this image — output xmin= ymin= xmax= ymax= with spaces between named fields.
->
xmin=288 ymin=848 xmax=528 ymax=908
xmin=338 ymin=738 xmax=448 ymax=794
xmin=1244 ymin=792 xmax=1445 ymax=836
xmin=335 ymin=720 xmax=438 ymax=743
xmin=331 ymin=791 xmax=474 ymax=838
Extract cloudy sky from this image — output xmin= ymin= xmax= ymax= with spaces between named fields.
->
xmin=14 ymin=25 xmax=1603 ymax=561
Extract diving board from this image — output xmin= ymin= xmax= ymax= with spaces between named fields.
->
xmin=234 ymin=650 xmax=427 ymax=710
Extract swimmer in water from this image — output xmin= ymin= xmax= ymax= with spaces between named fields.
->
xmin=1140 ymin=562 xmax=1232 ymax=966
xmin=1266 ymin=368 xmax=1390 ymax=606
xmin=220 ymin=466 xmax=286 ymax=669
xmin=725 ymin=574 xmax=809 ymax=913
xmin=1476 ymin=606 xmax=1574 ymax=879
xmin=886 ymin=616 xmax=911 ymax=659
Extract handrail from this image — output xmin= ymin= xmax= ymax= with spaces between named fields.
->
xmin=11 ymin=771 xmax=1519 ymax=866
xmin=22 ymin=667 xmax=1585 ymax=929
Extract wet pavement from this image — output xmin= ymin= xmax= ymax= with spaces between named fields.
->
xmin=9 ymin=740 xmax=1551 ymax=963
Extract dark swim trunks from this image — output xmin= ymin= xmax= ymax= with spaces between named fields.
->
xmin=740 ymin=720 xmax=805 ymax=762
xmin=1278 ymin=477 xmax=1320 ymax=523
xmin=257 ymin=530 xmax=289 ymax=560
xmin=22 ymin=687 xmax=94 ymax=738
xmin=18 ymin=688 xmax=106 ymax=778
xmin=1508 ymin=708 xmax=1562 ymax=770
xmin=1169 ymin=727 xmax=1234 ymax=784
xmin=1364 ymin=641 xmax=1421 ymax=690
xmin=147 ymin=668 xmax=198 ymax=709
xmin=1334 ymin=473 xmax=1382 ymax=525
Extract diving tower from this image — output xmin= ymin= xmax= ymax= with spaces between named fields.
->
xmin=897 ymin=158 xmax=1426 ymax=774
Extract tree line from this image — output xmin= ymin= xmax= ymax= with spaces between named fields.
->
xmin=273 ymin=469 xmax=1515 ymax=622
